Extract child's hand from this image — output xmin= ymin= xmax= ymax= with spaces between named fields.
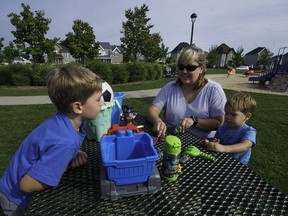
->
xmin=204 ymin=141 xmax=225 ymax=153
xmin=68 ymin=150 xmax=88 ymax=170
xmin=202 ymin=137 xmax=220 ymax=144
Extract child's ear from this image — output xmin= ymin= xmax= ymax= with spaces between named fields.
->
xmin=71 ymin=102 xmax=82 ymax=114
xmin=245 ymin=112 xmax=252 ymax=120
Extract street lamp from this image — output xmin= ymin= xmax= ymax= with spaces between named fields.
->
xmin=190 ymin=13 xmax=197 ymax=46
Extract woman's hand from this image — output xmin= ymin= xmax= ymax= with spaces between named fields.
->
xmin=179 ymin=117 xmax=194 ymax=132
xmin=153 ymin=119 xmax=167 ymax=138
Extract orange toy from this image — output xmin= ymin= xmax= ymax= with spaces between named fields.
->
xmin=105 ymin=124 xmax=144 ymax=135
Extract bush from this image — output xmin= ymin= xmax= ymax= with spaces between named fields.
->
xmin=111 ymin=64 xmax=129 ymax=84
xmin=31 ymin=64 xmax=54 ymax=86
xmin=9 ymin=64 xmax=32 ymax=86
xmin=0 ymin=65 xmax=11 ymax=85
xmin=154 ymin=64 xmax=163 ymax=80
xmin=126 ymin=62 xmax=148 ymax=82
xmin=85 ymin=60 xmax=113 ymax=83
xmin=145 ymin=63 xmax=157 ymax=81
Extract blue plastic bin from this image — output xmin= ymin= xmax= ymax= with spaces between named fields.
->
xmin=111 ymin=92 xmax=126 ymax=125
xmin=100 ymin=130 xmax=158 ymax=186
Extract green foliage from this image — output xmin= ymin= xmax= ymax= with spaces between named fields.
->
xmin=120 ymin=4 xmax=167 ymax=62
xmin=154 ymin=64 xmax=163 ymax=79
xmin=126 ymin=62 xmax=147 ymax=82
xmin=8 ymin=3 xmax=58 ymax=63
xmin=145 ymin=63 xmax=156 ymax=81
xmin=0 ymin=65 xmax=12 ymax=85
xmin=64 ymin=19 xmax=99 ymax=64
xmin=207 ymin=45 xmax=218 ymax=68
xmin=258 ymin=48 xmax=274 ymax=66
xmin=110 ymin=63 xmax=129 ymax=84
xmin=30 ymin=64 xmax=53 ymax=86
xmin=85 ymin=60 xmax=113 ymax=83
xmin=9 ymin=64 xmax=32 ymax=86
xmin=232 ymin=46 xmax=245 ymax=67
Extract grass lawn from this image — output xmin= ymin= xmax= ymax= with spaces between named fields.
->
xmin=1 ymin=74 xmax=288 ymax=196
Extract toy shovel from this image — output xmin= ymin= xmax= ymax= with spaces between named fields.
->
xmin=184 ymin=146 xmax=217 ymax=162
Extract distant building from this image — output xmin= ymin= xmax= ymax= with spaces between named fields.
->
xmin=215 ymin=43 xmax=235 ymax=67
xmin=98 ymin=42 xmax=123 ymax=64
xmin=244 ymin=47 xmax=267 ymax=66
xmin=53 ymin=43 xmax=75 ymax=64
xmin=170 ymin=42 xmax=191 ymax=62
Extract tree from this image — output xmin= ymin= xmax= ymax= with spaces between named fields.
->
xmin=64 ymin=19 xmax=99 ymax=64
xmin=0 ymin=38 xmax=4 ymax=63
xmin=8 ymin=3 xmax=58 ymax=63
xmin=120 ymin=4 xmax=168 ymax=62
xmin=258 ymin=48 xmax=273 ymax=67
xmin=206 ymin=45 xmax=218 ymax=68
xmin=3 ymin=42 xmax=19 ymax=63
xmin=232 ymin=46 xmax=245 ymax=67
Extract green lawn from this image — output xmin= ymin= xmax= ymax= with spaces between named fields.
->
xmin=0 ymin=75 xmax=288 ymax=196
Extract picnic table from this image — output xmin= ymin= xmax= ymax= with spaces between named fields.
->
xmin=27 ymin=114 xmax=288 ymax=215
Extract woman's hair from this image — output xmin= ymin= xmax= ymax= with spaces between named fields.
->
xmin=225 ymin=92 xmax=257 ymax=114
xmin=175 ymin=46 xmax=208 ymax=90
xmin=46 ymin=65 xmax=102 ymax=113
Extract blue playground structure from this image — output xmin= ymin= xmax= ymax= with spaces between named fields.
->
xmin=249 ymin=47 xmax=288 ymax=85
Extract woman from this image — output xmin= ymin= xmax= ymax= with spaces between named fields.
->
xmin=147 ymin=46 xmax=226 ymax=138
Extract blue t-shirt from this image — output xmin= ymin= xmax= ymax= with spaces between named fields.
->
xmin=0 ymin=112 xmax=86 ymax=208
xmin=215 ymin=123 xmax=256 ymax=165
xmin=152 ymin=80 xmax=226 ymax=138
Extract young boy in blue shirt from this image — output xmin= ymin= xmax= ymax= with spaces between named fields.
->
xmin=0 ymin=65 xmax=103 ymax=215
xmin=203 ymin=92 xmax=257 ymax=165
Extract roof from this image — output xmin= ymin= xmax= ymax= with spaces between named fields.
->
xmin=246 ymin=47 xmax=266 ymax=55
xmin=171 ymin=42 xmax=191 ymax=53
xmin=216 ymin=43 xmax=234 ymax=53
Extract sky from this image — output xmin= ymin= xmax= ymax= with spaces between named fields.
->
xmin=0 ymin=0 xmax=287 ymax=55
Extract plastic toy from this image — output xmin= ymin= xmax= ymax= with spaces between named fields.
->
xmin=184 ymin=146 xmax=216 ymax=162
xmin=161 ymin=135 xmax=182 ymax=181
xmin=105 ymin=123 xmax=143 ymax=135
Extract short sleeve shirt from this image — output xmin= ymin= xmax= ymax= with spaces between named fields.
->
xmin=152 ymin=80 xmax=226 ymax=137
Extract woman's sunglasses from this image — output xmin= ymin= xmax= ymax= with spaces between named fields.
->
xmin=178 ymin=64 xmax=200 ymax=72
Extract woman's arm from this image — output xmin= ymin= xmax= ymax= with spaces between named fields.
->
xmin=147 ymin=105 xmax=166 ymax=137
xmin=179 ymin=115 xmax=224 ymax=132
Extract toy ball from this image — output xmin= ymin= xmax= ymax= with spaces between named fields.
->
xmin=102 ymin=80 xmax=114 ymax=106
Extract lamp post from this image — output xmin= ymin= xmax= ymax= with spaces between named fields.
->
xmin=190 ymin=13 xmax=197 ymax=46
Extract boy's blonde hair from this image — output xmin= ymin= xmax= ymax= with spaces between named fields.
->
xmin=225 ymin=92 xmax=257 ymax=114
xmin=175 ymin=46 xmax=208 ymax=90
xmin=46 ymin=65 xmax=102 ymax=113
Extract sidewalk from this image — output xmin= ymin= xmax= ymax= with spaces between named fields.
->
xmin=0 ymin=89 xmax=161 ymax=106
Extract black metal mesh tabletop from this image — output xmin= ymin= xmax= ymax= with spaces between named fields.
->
xmin=27 ymin=115 xmax=288 ymax=215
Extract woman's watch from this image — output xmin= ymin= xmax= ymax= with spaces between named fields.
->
xmin=190 ymin=116 xmax=199 ymax=126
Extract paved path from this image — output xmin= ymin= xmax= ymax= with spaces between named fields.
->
xmin=1 ymin=74 xmax=287 ymax=106
xmin=0 ymin=89 xmax=161 ymax=106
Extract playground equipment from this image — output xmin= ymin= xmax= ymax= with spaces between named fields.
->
xmin=249 ymin=47 xmax=288 ymax=85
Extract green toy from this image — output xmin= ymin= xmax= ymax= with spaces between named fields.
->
xmin=184 ymin=146 xmax=217 ymax=162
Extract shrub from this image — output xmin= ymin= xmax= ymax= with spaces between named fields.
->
xmin=9 ymin=64 xmax=32 ymax=86
xmin=111 ymin=64 xmax=129 ymax=84
xmin=0 ymin=65 xmax=11 ymax=85
xmin=145 ymin=63 xmax=157 ymax=81
xmin=85 ymin=60 xmax=113 ymax=83
xmin=126 ymin=62 xmax=148 ymax=82
xmin=31 ymin=64 xmax=54 ymax=86
xmin=154 ymin=64 xmax=163 ymax=80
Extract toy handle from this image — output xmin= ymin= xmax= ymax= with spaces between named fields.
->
xmin=200 ymin=152 xmax=216 ymax=162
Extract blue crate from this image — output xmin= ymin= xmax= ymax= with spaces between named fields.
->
xmin=100 ymin=130 xmax=158 ymax=186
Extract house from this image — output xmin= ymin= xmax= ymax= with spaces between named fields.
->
xmin=98 ymin=42 xmax=123 ymax=64
xmin=215 ymin=43 xmax=235 ymax=67
xmin=244 ymin=47 xmax=267 ymax=66
xmin=53 ymin=43 xmax=75 ymax=64
xmin=170 ymin=42 xmax=191 ymax=62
